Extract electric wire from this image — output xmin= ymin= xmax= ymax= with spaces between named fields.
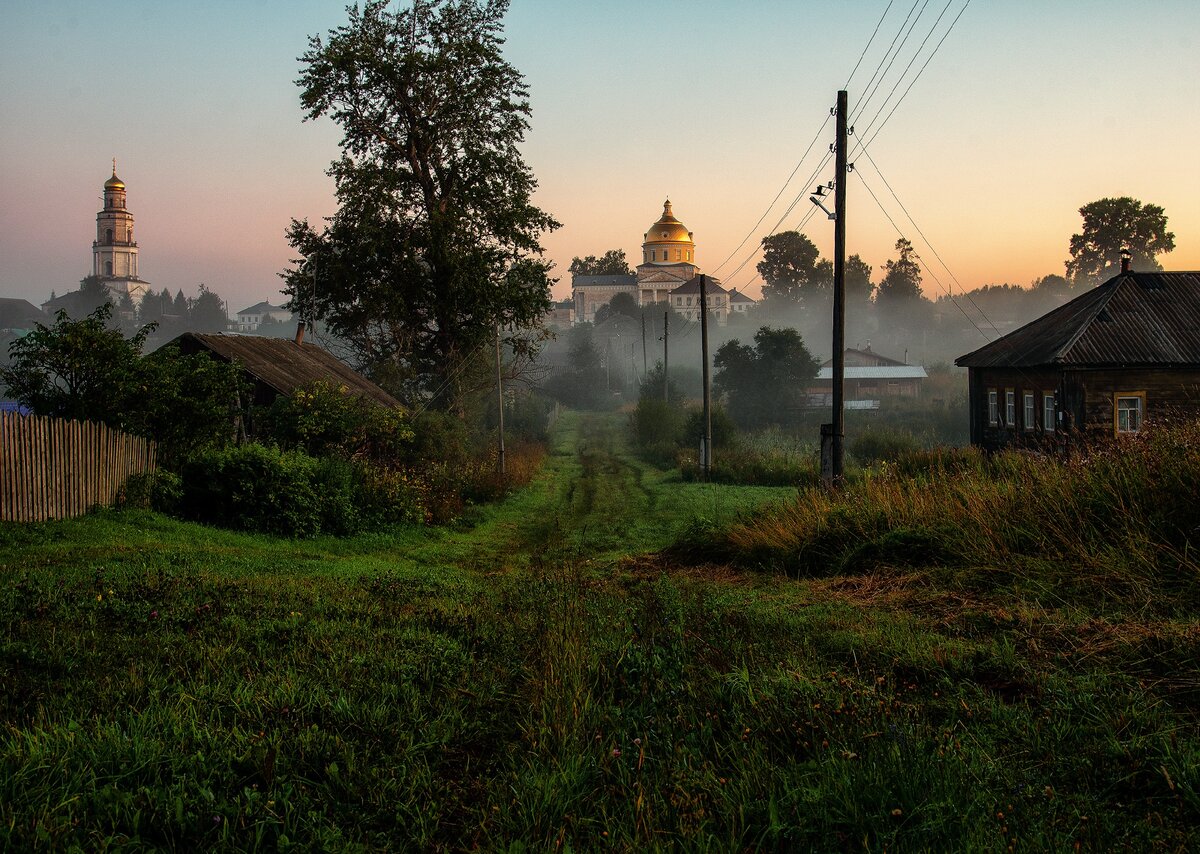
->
xmin=851 ymin=0 xmax=957 ymax=150
xmin=844 ymin=0 xmax=896 ymax=89
xmin=857 ymin=0 xmax=973 ymax=153
xmin=851 ymin=0 xmax=927 ymax=124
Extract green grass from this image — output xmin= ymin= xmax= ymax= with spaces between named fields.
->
xmin=1 ymin=411 xmax=1198 ymax=850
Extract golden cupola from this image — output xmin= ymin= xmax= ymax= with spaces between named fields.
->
xmin=642 ymin=199 xmax=695 ymax=265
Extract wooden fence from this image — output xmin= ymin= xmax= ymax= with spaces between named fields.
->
xmin=0 ymin=412 xmax=156 ymax=523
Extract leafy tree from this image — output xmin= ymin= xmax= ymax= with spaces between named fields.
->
xmin=569 ymin=249 xmax=633 ymax=276
xmin=1 ymin=304 xmax=152 ymax=428
xmin=1031 ymin=273 xmax=1069 ymax=297
xmin=757 ymin=231 xmax=826 ymax=305
xmin=594 ymin=291 xmax=639 ymax=324
xmin=875 ymin=238 xmax=923 ymax=304
xmin=543 ymin=323 xmax=607 ymax=408
xmin=189 ymin=284 xmax=229 ymax=333
xmin=846 ymin=254 xmax=874 ymax=304
xmin=1066 ymin=197 xmax=1175 ymax=287
xmin=172 ymin=289 xmax=189 ymax=318
xmin=282 ymin=0 xmax=559 ymax=408
xmin=566 ymin=323 xmax=601 ymax=372
xmin=714 ymin=326 xmax=819 ymax=427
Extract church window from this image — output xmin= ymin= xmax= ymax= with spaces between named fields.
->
xmin=675 ymin=249 xmax=681 ymax=260
xmin=105 ymin=228 xmax=113 ymax=243
xmin=686 ymin=251 xmax=691 ymax=261
xmin=105 ymin=261 xmax=113 ymax=276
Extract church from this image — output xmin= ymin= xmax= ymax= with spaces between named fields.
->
xmin=91 ymin=162 xmax=151 ymax=303
xmin=572 ymin=200 xmax=745 ymax=325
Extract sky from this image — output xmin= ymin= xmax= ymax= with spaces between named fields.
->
xmin=2 ymin=0 xmax=1198 ymax=312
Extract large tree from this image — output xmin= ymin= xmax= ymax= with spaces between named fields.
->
xmin=713 ymin=326 xmax=819 ymax=428
xmin=756 ymin=231 xmax=827 ymax=306
xmin=1066 ymin=197 xmax=1175 ymax=288
xmin=282 ymin=0 xmax=559 ymax=407
xmin=569 ymin=249 xmax=633 ymax=277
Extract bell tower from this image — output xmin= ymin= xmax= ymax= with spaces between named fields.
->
xmin=92 ymin=160 xmax=149 ymax=301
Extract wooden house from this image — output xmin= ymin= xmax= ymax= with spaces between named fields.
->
xmin=955 ymin=269 xmax=1200 ymax=449
xmin=808 ymin=346 xmax=927 ymax=406
xmin=169 ymin=332 xmax=402 ymax=410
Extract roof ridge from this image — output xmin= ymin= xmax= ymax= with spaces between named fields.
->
xmin=1053 ymin=275 xmax=1125 ymax=362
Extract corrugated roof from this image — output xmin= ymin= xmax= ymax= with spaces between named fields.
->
xmin=816 ymin=366 xmax=928 ymax=380
xmin=171 ymin=332 xmax=402 ymax=408
xmin=956 ymin=271 xmax=1200 ymax=368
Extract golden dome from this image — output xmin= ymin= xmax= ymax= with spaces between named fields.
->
xmin=105 ymin=173 xmax=125 ymax=190
xmin=643 ymin=199 xmax=693 ymax=245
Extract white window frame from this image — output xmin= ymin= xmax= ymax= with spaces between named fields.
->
xmin=1023 ymin=392 xmax=1035 ymax=431
xmin=987 ymin=389 xmax=998 ymax=425
xmin=1005 ymin=389 xmax=1016 ymax=428
xmin=1043 ymin=391 xmax=1055 ymax=433
xmin=1114 ymin=392 xmax=1145 ymax=435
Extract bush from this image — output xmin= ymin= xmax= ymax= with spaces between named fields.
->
xmin=178 ymin=444 xmax=366 ymax=537
xmin=258 ymin=381 xmax=413 ymax=466
xmin=631 ymin=397 xmax=685 ymax=449
xmin=684 ymin=406 xmax=739 ymax=449
xmin=118 ymin=470 xmax=183 ymax=514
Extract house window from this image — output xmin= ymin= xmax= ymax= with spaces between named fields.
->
xmin=1005 ymin=390 xmax=1015 ymax=427
xmin=686 ymin=297 xmax=692 ymax=307
xmin=1043 ymin=392 xmax=1055 ymax=432
xmin=675 ymin=248 xmax=681 ymax=260
xmin=987 ymin=389 xmax=998 ymax=425
xmin=1023 ymin=392 xmax=1035 ymax=431
xmin=1114 ymin=392 xmax=1145 ymax=434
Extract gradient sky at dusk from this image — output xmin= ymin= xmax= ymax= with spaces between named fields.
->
xmin=2 ymin=0 xmax=1198 ymax=312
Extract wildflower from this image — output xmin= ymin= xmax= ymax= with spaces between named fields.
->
xmin=96 ymin=594 xmax=102 ymax=602
xmin=150 ymin=610 xmax=159 ymax=619
xmin=891 ymin=808 xmax=903 ymax=818
xmin=633 ymin=738 xmax=641 ymax=746
xmin=611 ymin=748 xmax=621 ymax=757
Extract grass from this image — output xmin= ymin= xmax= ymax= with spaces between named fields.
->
xmin=1 ymin=411 xmax=1198 ymax=850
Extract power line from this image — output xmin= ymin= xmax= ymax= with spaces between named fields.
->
xmin=858 ymin=0 xmax=973 ymax=153
xmin=712 ymin=115 xmax=831 ymax=275
xmin=852 ymin=0 xmax=957 ymax=150
xmin=844 ymin=0 xmax=896 ymax=89
xmin=852 ymin=0 xmax=927 ymax=123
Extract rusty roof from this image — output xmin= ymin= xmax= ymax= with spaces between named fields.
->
xmin=956 ymin=271 xmax=1200 ymax=369
xmin=170 ymin=332 xmax=402 ymax=408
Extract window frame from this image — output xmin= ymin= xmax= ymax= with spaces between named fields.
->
xmin=1113 ymin=391 xmax=1146 ymax=435
xmin=987 ymin=389 xmax=998 ymax=425
xmin=1043 ymin=391 xmax=1055 ymax=433
xmin=1005 ymin=389 xmax=1016 ymax=428
xmin=1023 ymin=392 xmax=1035 ymax=431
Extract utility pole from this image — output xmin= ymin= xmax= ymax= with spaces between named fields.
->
xmin=699 ymin=274 xmax=712 ymax=480
xmin=495 ymin=323 xmax=506 ymax=478
xmin=663 ymin=311 xmax=670 ymax=404
xmin=832 ymin=89 xmax=848 ymax=484
xmin=641 ymin=314 xmax=648 ymax=375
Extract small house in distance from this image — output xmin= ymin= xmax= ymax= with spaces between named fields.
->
xmin=170 ymin=332 xmax=401 ymax=409
xmin=808 ymin=345 xmax=927 ymax=408
xmin=955 ymin=268 xmax=1200 ymax=450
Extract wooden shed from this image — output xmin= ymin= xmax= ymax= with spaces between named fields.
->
xmin=169 ymin=332 xmax=402 ymax=409
xmin=955 ymin=270 xmax=1200 ymax=449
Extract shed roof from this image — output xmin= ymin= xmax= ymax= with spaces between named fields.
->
xmin=956 ymin=271 xmax=1200 ymax=369
xmin=0 ymin=298 xmax=46 ymax=330
xmin=170 ymin=332 xmax=401 ymax=408
xmin=236 ymin=301 xmax=289 ymax=316
xmin=815 ymin=366 xmax=928 ymax=380
xmin=670 ymin=276 xmax=727 ymax=296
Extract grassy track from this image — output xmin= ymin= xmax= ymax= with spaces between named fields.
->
xmin=1 ymin=410 xmax=1198 ymax=851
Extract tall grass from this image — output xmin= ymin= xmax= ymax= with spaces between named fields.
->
xmin=678 ymin=423 xmax=1200 ymax=614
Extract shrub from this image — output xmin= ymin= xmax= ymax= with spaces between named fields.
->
xmin=631 ymin=397 xmax=685 ymax=449
xmin=179 ymin=444 xmax=337 ymax=537
xmin=684 ymin=405 xmax=739 ymax=449
xmin=258 ymin=381 xmax=413 ymax=466
xmin=118 ymin=470 xmax=183 ymax=514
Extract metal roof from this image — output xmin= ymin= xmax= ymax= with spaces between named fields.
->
xmin=956 ymin=271 xmax=1200 ymax=368
xmin=815 ymin=366 xmax=928 ymax=380
xmin=170 ymin=332 xmax=402 ymax=408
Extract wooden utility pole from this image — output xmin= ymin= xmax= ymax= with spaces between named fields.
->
xmin=663 ymin=311 xmax=670 ymax=404
xmin=699 ymin=274 xmax=712 ymax=480
xmin=832 ymin=88 xmax=849 ymax=484
xmin=641 ymin=314 xmax=648 ymax=375
xmin=495 ymin=324 xmax=506 ymax=478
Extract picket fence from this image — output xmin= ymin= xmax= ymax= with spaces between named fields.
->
xmin=0 ymin=411 xmax=156 ymax=523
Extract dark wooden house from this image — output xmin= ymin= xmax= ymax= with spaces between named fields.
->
xmin=956 ymin=270 xmax=1200 ymax=449
xmin=170 ymin=332 xmax=402 ymax=409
